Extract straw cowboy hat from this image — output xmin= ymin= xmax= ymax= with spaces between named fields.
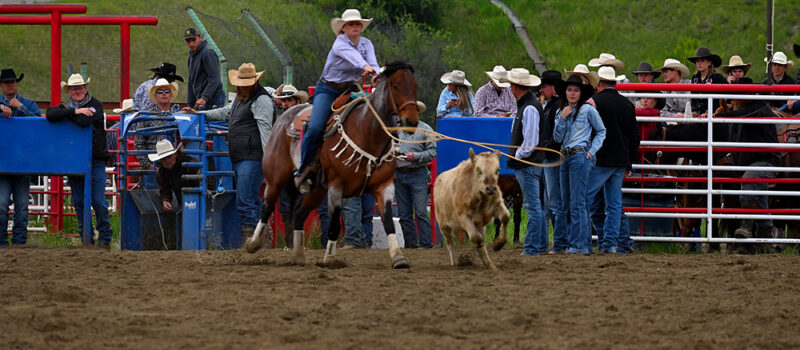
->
xmin=721 ymin=55 xmax=752 ymax=74
xmin=656 ymin=58 xmax=691 ymax=78
xmin=499 ymin=68 xmax=541 ymax=87
xmin=588 ymin=53 xmax=625 ymax=70
xmin=113 ymin=98 xmax=134 ymax=113
xmin=60 ymin=73 xmax=90 ymax=93
xmin=440 ymin=69 xmax=471 ymax=86
xmin=687 ymin=47 xmax=722 ymax=67
xmin=485 ymin=65 xmax=510 ymax=88
xmin=765 ymin=51 xmax=793 ymax=70
xmin=0 ymin=68 xmax=23 ymax=83
xmin=632 ymin=62 xmax=661 ymax=80
xmin=330 ymin=9 xmax=372 ymax=35
xmin=147 ymin=78 xmax=179 ymax=105
xmin=597 ymin=66 xmax=625 ymax=82
xmin=565 ymin=64 xmax=599 ymax=88
xmin=227 ymin=63 xmax=264 ymax=87
xmin=556 ymin=75 xmax=594 ymax=104
xmin=148 ymin=139 xmax=182 ymax=162
xmin=275 ymin=84 xmax=309 ymax=104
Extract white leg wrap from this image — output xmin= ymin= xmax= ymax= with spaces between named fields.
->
xmin=323 ymin=240 xmax=337 ymax=262
xmin=250 ymin=221 xmax=266 ymax=243
xmin=387 ymin=233 xmax=402 ymax=258
xmin=293 ymin=230 xmax=304 ymax=250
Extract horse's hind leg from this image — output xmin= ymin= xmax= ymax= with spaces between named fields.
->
xmin=246 ymin=182 xmax=279 ymax=253
xmin=375 ymin=183 xmax=410 ymax=269
xmin=323 ymin=186 xmax=343 ymax=263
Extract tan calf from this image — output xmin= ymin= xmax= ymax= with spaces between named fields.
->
xmin=433 ymin=148 xmax=511 ymax=270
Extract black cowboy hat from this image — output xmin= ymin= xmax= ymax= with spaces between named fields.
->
xmin=0 ymin=68 xmax=23 ymax=83
xmin=540 ymin=70 xmax=563 ymax=86
xmin=632 ymin=62 xmax=661 ymax=80
xmin=149 ymin=62 xmax=184 ymax=82
xmin=794 ymin=43 xmax=800 ymax=59
xmin=556 ymin=74 xmax=594 ymax=102
xmin=687 ymin=47 xmax=722 ymax=67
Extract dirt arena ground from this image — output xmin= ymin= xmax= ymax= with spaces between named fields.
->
xmin=2 ymin=246 xmax=799 ymax=349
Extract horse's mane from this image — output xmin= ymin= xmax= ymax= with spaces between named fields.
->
xmin=380 ymin=60 xmax=414 ymax=78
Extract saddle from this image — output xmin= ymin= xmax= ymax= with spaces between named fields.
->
xmin=286 ymin=98 xmax=367 ymax=170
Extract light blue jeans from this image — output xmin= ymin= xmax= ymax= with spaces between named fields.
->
xmin=395 ymin=168 xmax=433 ymax=249
xmin=516 ymin=166 xmax=546 ymax=255
xmin=543 ymin=158 xmax=567 ymax=252
xmin=342 ymin=194 xmax=375 ymax=248
xmin=560 ymin=152 xmax=592 ymax=254
xmin=67 ymin=161 xmax=113 ymax=245
xmin=586 ymin=165 xmax=626 ymax=252
xmin=234 ymin=160 xmax=263 ymax=226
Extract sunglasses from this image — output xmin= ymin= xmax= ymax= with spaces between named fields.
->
xmin=156 ymin=89 xmax=172 ymax=95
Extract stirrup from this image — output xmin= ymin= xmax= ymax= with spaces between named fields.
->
xmin=293 ymin=168 xmax=314 ymax=194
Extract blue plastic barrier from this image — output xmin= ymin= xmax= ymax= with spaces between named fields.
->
xmin=0 ymin=116 xmax=93 ymax=243
xmin=435 ymin=117 xmax=514 ymax=175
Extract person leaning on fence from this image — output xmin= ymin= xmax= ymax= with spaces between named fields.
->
xmin=632 ymin=61 xmax=666 ymax=110
xmin=553 ymin=75 xmax=606 ymax=255
xmin=585 ymin=66 xmax=640 ymax=254
xmin=436 ymin=69 xmax=475 ymax=117
xmin=0 ymin=68 xmax=41 ymax=248
xmin=688 ymin=47 xmax=728 ymax=116
xmin=655 ymin=58 xmax=691 ymax=117
xmin=148 ymin=140 xmax=201 ymax=213
xmin=182 ymin=63 xmax=275 ymax=241
xmin=762 ymin=51 xmax=796 ymax=108
xmin=134 ymin=78 xmax=181 ymax=190
xmin=500 ymin=68 xmax=548 ymax=256
xmin=184 ymin=27 xmax=225 ymax=110
xmin=395 ymin=101 xmax=437 ymax=249
xmin=133 ymin=62 xmax=183 ymax=113
xmin=537 ymin=70 xmax=568 ymax=254
xmin=45 ymin=74 xmax=113 ymax=249
xmin=473 ymin=65 xmax=517 ymax=118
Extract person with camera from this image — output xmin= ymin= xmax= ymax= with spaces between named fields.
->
xmin=436 ymin=69 xmax=475 ymax=117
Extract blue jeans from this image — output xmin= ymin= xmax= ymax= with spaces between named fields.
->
xmin=234 ymin=160 xmax=263 ymax=226
xmin=342 ymin=194 xmax=375 ymax=248
xmin=560 ymin=152 xmax=592 ymax=254
xmin=67 ymin=161 xmax=112 ymax=244
xmin=0 ymin=175 xmax=31 ymax=246
xmin=586 ymin=165 xmax=626 ymax=252
xmin=299 ymin=81 xmax=342 ymax=172
xmin=395 ymin=168 xmax=433 ymax=249
xmin=543 ymin=158 xmax=567 ymax=251
xmin=516 ymin=166 xmax=546 ymax=255
xmin=741 ymin=161 xmax=775 ymax=228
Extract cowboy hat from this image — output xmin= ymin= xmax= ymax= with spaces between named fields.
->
xmin=330 ymin=9 xmax=372 ymax=35
xmin=565 ymin=64 xmax=599 ymax=88
xmin=149 ymin=62 xmax=184 ymax=82
xmin=148 ymin=139 xmax=182 ymax=162
xmin=588 ymin=53 xmax=625 ymax=70
xmin=228 ymin=63 xmax=264 ymax=87
xmin=0 ymin=68 xmax=23 ymax=83
xmin=597 ymin=66 xmax=625 ymax=82
xmin=687 ymin=47 xmax=722 ymax=67
xmin=632 ymin=62 xmax=661 ymax=80
xmin=147 ymin=78 xmax=179 ymax=105
xmin=485 ymin=65 xmax=510 ymax=88
xmin=765 ymin=51 xmax=794 ymax=70
xmin=655 ymin=58 xmax=691 ymax=78
xmin=113 ymin=98 xmax=134 ymax=113
xmin=416 ymin=101 xmax=426 ymax=113
xmin=499 ymin=68 xmax=541 ymax=87
xmin=556 ymin=75 xmax=594 ymax=104
xmin=440 ymin=69 xmax=471 ymax=86
xmin=275 ymin=84 xmax=309 ymax=104
xmin=720 ymin=55 xmax=752 ymax=74
xmin=60 ymin=73 xmax=90 ymax=93
xmin=794 ymin=43 xmax=800 ymax=59
xmin=539 ymin=70 xmax=563 ymax=86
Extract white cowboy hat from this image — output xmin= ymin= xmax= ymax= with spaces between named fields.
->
xmin=113 ymin=98 xmax=134 ymax=113
xmin=330 ymin=9 xmax=372 ymax=35
xmin=588 ymin=53 xmax=625 ymax=70
xmin=416 ymin=101 xmax=426 ymax=113
xmin=228 ymin=62 xmax=264 ymax=87
xmin=655 ymin=58 xmax=691 ymax=78
xmin=147 ymin=78 xmax=179 ymax=105
xmin=148 ymin=139 xmax=182 ymax=162
xmin=440 ymin=69 xmax=471 ymax=86
xmin=597 ymin=66 xmax=625 ymax=82
xmin=766 ymin=51 xmax=794 ymax=70
xmin=275 ymin=84 xmax=309 ymax=104
xmin=499 ymin=68 xmax=541 ymax=87
xmin=721 ymin=55 xmax=752 ymax=74
xmin=485 ymin=65 xmax=510 ymax=88
xmin=60 ymin=73 xmax=90 ymax=93
xmin=565 ymin=64 xmax=599 ymax=88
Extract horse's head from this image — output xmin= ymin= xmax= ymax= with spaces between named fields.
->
xmin=376 ymin=60 xmax=418 ymax=128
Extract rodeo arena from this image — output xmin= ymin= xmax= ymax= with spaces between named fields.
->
xmin=2 ymin=2 xmax=800 ymax=349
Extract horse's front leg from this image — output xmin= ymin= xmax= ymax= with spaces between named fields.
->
xmin=375 ymin=182 xmax=410 ymax=269
xmin=323 ymin=186 xmax=344 ymax=263
xmin=246 ymin=181 xmax=278 ymax=253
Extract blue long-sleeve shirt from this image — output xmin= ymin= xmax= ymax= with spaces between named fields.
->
xmin=553 ymin=103 xmax=606 ymax=156
xmin=320 ymin=34 xmax=379 ymax=84
xmin=0 ymin=93 xmax=41 ymax=116
xmin=436 ymin=87 xmax=475 ymax=117
xmin=515 ymin=105 xmax=540 ymax=159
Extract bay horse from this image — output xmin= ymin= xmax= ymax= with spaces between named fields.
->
xmin=245 ymin=61 xmax=419 ymax=269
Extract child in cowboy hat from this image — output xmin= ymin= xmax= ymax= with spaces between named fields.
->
xmin=45 ymin=73 xmax=114 ymax=249
xmin=436 ymin=69 xmax=475 ymax=117
xmin=721 ymin=55 xmax=751 ymax=84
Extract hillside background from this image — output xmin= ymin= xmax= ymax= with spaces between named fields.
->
xmin=2 ymin=0 xmax=800 ymax=123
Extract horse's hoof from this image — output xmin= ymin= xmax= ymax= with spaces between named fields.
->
xmin=244 ymin=236 xmax=263 ymax=254
xmin=292 ymin=253 xmax=306 ymax=265
xmin=492 ymin=240 xmax=506 ymax=251
xmin=391 ymin=255 xmax=411 ymax=269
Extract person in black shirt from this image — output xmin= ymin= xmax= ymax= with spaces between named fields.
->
xmin=687 ymin=47 xmax=728 ymax=115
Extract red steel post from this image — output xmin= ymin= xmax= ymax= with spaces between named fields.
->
xmin=120 ymin=22 xmax=131 ymax=100
xmin=50 ymin=11 xmax=64 ymax=232
xmin=0 ymin=4 xmax=86 ymax=14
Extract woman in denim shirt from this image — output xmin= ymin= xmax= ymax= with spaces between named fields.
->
xmin=553 ymin=75 xmax=606 ymax=254
xmin=436 ymin=70 xmax=475 ymax=117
